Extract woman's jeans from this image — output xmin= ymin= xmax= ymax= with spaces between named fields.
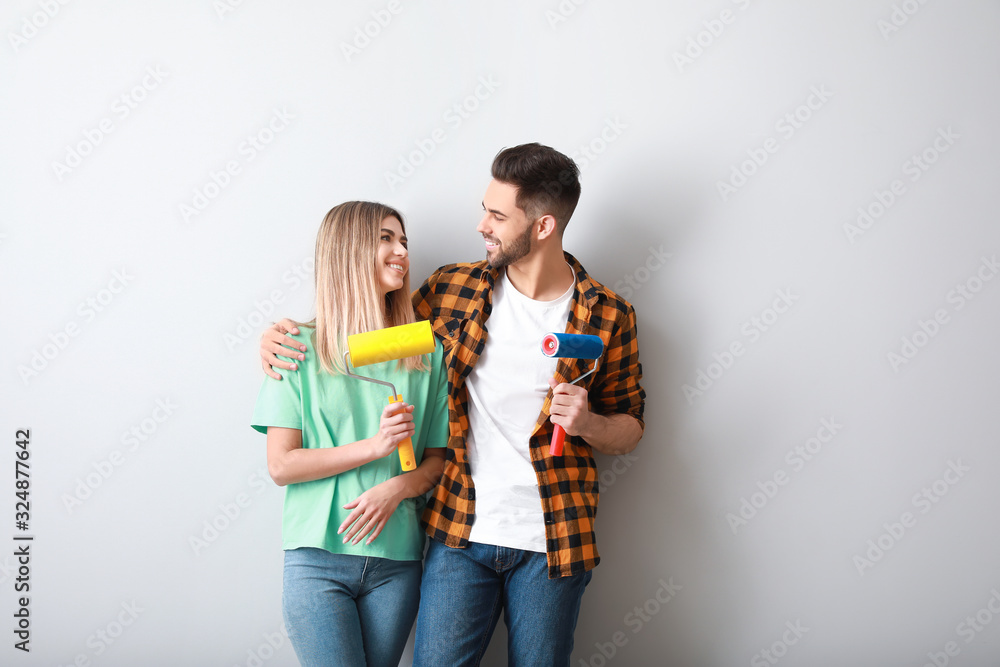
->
xmin=283 ymin=547 xmax=422 ymax=667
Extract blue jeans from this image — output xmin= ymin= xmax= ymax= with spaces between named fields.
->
xmin=413 ymin=540 xmax=592 ymax=667
xmin=282 ymin=547 xmax=422 ymax=667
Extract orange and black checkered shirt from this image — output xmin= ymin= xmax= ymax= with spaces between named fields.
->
xmin=412 ymin=251 xmax=645 ymax=578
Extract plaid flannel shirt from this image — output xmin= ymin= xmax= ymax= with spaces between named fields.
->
xmin=412 ymin=251 xmax=645 ymax=578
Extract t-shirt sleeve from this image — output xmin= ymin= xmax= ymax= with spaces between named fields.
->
xmin=424 ymin=342 xmax=449 ymax=449
xmin=250 ymin=359 xmax=303 ymax=434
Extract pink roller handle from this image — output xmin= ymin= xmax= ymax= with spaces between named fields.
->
xmin=550 ymin=423 xmax=566 ymax=456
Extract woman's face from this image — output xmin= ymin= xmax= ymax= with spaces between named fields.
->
xmin=376 ymin=216 xmax=409 ymax=295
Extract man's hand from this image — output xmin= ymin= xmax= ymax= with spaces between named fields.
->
xmin=260 ymin=318 xmax=307 ymax=380
xmin=547 ymin=378 xmax=642 ymax=455
xmin=548 ymin=377 xmax=592 ymax=437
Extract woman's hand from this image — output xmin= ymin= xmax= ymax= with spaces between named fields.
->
xmin=338 ymin=479 xmax=404 ymax=545
xmin=368 ymin=402 xmax=415 ymax=459
xmin=260 ymin=318 xmax=307 ymax=380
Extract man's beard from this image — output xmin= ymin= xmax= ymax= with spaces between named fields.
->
xmin=485 ymin=223 xmax=533 ymax=268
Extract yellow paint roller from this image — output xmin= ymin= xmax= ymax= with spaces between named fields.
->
xmin=343 ymin=321 xmax=436 ymax=471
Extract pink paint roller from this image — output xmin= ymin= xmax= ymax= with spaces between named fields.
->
xmin=541 ymin=332 xmax=605 ymax=456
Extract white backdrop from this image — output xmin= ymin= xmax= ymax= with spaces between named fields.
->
xmin=3 ymin=1 xmax=1000 ymax=666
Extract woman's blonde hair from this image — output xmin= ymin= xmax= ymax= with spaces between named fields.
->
xmin=306 ymin=201 xmax=426 ymax=375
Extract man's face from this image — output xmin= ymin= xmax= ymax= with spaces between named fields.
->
xmin=477 ymin=179 xmax=534 ymax=268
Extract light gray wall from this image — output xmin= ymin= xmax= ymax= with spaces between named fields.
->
xmin=4 ymin=1 xmax=999 ymax=665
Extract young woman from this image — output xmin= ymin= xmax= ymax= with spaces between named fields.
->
xmin=251 ymin=201 xmax=448 ymax=667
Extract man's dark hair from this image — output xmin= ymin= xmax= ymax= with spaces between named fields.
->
xmin=491 ymin=143 xmax=581 ymax=234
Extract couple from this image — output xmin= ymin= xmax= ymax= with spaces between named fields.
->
xmin=251 ymin=143 xmax=646 ymax=667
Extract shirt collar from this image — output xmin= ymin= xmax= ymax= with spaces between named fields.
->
xmin=564 ymin=251 xmax=603 ymax=307
xmin=481 ymin=250 xmax=603 ymax=307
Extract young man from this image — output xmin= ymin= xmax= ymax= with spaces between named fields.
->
xmin=259 ymin=143 xmax=645 ymax=665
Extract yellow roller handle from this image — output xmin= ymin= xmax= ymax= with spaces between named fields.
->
xmin=389 ymin=394 xmax=417 ymax=471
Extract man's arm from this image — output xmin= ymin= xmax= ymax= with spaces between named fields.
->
xmin=579 ymin=413 xmax=642 ymax=455
xmin=260 ymin=265 xmax=446 ymax=380
xmin=548 ymin=301 xmax=645 ymax=456
xmin=411 ymin=269 xmax=440 ymax=322
xmin=548 ymin=381 xmax=642 ymax=455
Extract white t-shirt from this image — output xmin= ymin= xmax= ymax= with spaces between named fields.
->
xmin=466 ymin=266 xmax=575 ymax=553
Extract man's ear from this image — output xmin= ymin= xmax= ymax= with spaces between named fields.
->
xmin=535 ymin=214 xmax=559 ymax=240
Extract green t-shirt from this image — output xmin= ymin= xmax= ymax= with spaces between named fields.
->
xmin=251 ymin=328 xmax=448 ymax=561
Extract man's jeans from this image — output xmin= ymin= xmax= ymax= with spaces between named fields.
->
xmin=414 ymin=540 xmax=592 ymax=666
xmin=282 ymin=547 xmax=421 ymax=667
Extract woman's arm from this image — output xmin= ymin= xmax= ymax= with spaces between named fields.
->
xmin=266 ymin=402 xmax=416 ymax=486
xmin=338 ymin=448 xmax=447 ymax=545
